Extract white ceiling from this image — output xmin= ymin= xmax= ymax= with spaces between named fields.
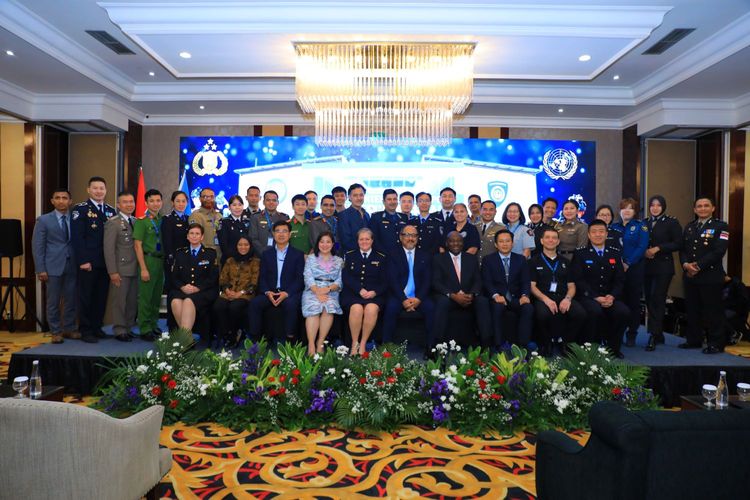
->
xmin=0 ymin=0 xmax=749 ymax=135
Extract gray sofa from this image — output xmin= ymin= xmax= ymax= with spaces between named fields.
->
xmin=0 ymin=398 xmax=171 ymax=500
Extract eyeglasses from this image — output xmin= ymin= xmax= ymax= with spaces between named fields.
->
xmin=400 ymin=233 xmax=418 ymax=238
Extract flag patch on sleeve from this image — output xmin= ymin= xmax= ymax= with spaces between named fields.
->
xmin=720 ymin=231 xmax=729 ymax=240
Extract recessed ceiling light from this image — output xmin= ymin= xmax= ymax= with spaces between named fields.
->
xmin=613 ymin=74 xmax=620 ymax=80
xmin=148 ymin=71 xmax=155 ymax=76
xmin=558 ymin=108 xmax=564 ymax=113
xmin=199 ymin=105 xmax=205 ymax=110
xmin=179 ymin=51 xmax=192 ymax=59
xmin=5 ymin=50 xmax=14 ymax=56
xmin=578 ymin=54 xmax=591 ymax=62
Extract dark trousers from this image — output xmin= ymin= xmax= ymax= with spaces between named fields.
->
xmin=248 ymin=293 xmax=301 ymax=339
xmin=165 ymin=258 xmax=177 ymax=331
xmin=213 ymin=297 xmax=249 ymax=341
xmin=45 ymin=258 xmax=77 ymax=333
xmin=623 ymin=260 xmax=645 ymax=336
xmin=533 ymin=297 xmax=586 ymax=346
xmin=644 ymin=272 xmax=673 ymax=337
xmin=433 ymin=295 xmax=492 ymax=348
xmin=77 ymin=267 xmax=110 ymax=336
xmin=684 ymin=280 xmax=725 ymax=348
xmin=383 ymin=297 xmax=435 ymax=347
xmin=490 ymin=299 xmax=533 ymax=347
xmin=578 ymin=296 xmax=630 ymax=353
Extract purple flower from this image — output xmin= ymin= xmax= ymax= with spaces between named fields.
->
xmin=432 ymin=404 xmax=448 ymax=423
xmin=233 ymin=395 xmax=247 ymax=406
xmin=306 ymin=388 xmax=337 ymax=414
xmin=126 ymin=386 xmax=139 ymax=399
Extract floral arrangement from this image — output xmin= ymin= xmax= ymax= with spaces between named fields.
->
xmin=94 ymin=335 xmax=660 ymax=434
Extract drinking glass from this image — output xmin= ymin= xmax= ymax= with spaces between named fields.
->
xmin=702 ymin=384 xmax=717 ymax=408
xmin=12 ymin=376 xmax=29 ymax=398
xmin=737 ymin=383 xmax=750 ymax=402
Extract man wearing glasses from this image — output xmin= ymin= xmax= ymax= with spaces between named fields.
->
xmin=248 ymin=190 xmax=288 ymax=258
xmin=311 ymin=194 xmax=339 ymax=249
xmin=189 ymin=187 xmax=223 ymax=263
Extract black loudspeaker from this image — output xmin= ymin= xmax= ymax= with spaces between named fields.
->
xmin=0 ymin=219 xmax=23 ymax=257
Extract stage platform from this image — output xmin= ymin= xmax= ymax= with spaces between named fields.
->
xmin=7 ymin=324 xmax=750 ymax=404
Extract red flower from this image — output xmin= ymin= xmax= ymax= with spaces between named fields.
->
xmin=478 ymin=379 xmax=487 ymax=390
xmin=271 ymin=359 xmax=281 ymax=366
xmin=278 ymin=387 xmax=286 ymax=395
xmin=291 ymin=377 xmax=299 ymax=385
xmin=382 ymin=351 xmax=392 ymax=358
xmin=268 ymin=376 xmax=275 ymax=382
xmin=612 ymin=387 xmax=622 ymax=396
xmin=394 ymin=367 xmax=404 ymax=375
xmin=474 ymin=358 xmax=485 ymax=367
xmin=169 ymin=399 xmax=178 ymax=409
xmin=167 ymin=379 xmax=177 ymax=390
xmin=377 ymin=381 xmax=384 ymax=386
xmin=359 ymin=377 xmax=367 ymax=385
xmin=361 ymin=351 xmax=370 ymax=359
xmin=496 ymin=375 xmax=506 ymax=384
xmin=160 ymin=374 xmax=170 ymax=383
xmin=291 ymin=368 xmax=301 ymax=376
xmin=479 ymin=393 xmax=488 ymax=399
xmin=269 ymin=389 xmax=278 ymax=397
xmin=490 ymin=366 xmax=499 ymax=374
xmin=371 ymin=370 xmax=383 ymax=377
xmin=465 ymin=369 xmax=476 ymax=377
xmin=387 ymin=377 xmax=396 ymax=384
xmin=490 ymin=393 xmax=502 ymax=400
xmin=279 ymin=375 xmax=287 ymax=383
xmin=151 ymin=386 xmax=161 ymax=397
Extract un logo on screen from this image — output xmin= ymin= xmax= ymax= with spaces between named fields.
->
xmin=487 ymin=181 xmax=508 ymax=205
xmin=542 ymin=148 xmax=578 ymax=180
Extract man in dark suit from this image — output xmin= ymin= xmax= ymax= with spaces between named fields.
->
xmin=71 ymin=176 xmax=116 ymax=343
xmin=414 ymin=192 xmax=443 ymax=255
xmin=248 ymin=220 xmax=305 ymax=341
xmin=32 ymin=189 xmax=76 ymax=344
xmin=430 ymin=186 xmax=457 ymax=238
xmin=382 ymin=223 xmax=435 ymax=355
xmin=432 ymin=231 xmax=492 ymax=348
xmin=571 ymin=219 xmax=630 ymax=358
xmin=369 ymin=188 xmax=408 ymax=254
xmin=482 ymin=229 xmax=534 ymax=350
xmin=337 ymin=183 xmax=370 ymax=253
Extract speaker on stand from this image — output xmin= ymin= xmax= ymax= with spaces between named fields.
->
xmin=0 ymin=219 xmax=45 ymax=332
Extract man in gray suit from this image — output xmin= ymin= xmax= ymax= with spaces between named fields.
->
xmin=248 ymin=189 xmax=288 ymax=257
xmin=103 ymin=192 xmax=138 ymax=342
xmin=475 ymin=200 xmax=505 ymax=262
xmin=32 ymin=189 xmax=77 ymax=344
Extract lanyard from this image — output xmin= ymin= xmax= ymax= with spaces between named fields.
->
xmin=264 ymin=211 xmax=273 ymax=228
xmin=508 ymin=223 xmax=522 ymax=235
xmin=149 ymin=215 xmax=160 ymax=236
xmin=541 ymin=254 xmax=559 ymax=277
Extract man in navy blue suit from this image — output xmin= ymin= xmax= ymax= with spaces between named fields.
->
xmin=482 ymin=229 xmax=534 ymax=351
xmin=369 ymin=188 xmax=408 ymax=254
xmin=337 ymin=183 xmax=370 ymax=254
xmin=430 ymin=187 xmax=457 ymax=238
xmin=248 ymin=220 xmax=305 ymax=341
xmin=383 ymin=223 xmax=435 ymax=356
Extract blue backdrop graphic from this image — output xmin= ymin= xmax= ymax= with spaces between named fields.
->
xmin=178 ymin=136 xmax=595 ymax=220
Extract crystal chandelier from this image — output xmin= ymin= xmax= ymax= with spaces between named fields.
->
xmin=294 ymin=42 xmax=476 ymax=147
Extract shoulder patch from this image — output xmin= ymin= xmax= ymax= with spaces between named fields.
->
xmin=72 ymin=211 xmax=80 ymax=220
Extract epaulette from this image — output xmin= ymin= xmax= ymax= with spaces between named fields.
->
xmin=575 ymin=245 xmax=587 ymax=251
xmin=178 ymin=247 xmax=191 ymax=254
xmin=375 ymin=251 xmax=386 ymax=257
xmin=74 ymin=201 xmax=88 ymax=207
xmin=345 ymin=249 xmax=355 ymax=254
xmin=606 ymin=245 xmax=621 ymax=252
xmin=312 ymin=216 xmax=323 ymax=221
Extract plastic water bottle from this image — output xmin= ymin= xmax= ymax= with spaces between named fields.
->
xmin=717 ymin=371 xmax=729 ymax=409
xmin=30 ymin=360 xmax=42 ymax=399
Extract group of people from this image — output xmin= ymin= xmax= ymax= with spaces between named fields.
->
xmin=32 ymin=176 xmax=731 ymax=359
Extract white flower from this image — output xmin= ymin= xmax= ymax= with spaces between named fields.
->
xmin=430 ymin=369 xmax=441 ymax=377
xmin=590 ymin=365 xmax=598 ymax=372
xmin=459 ymin=357 xmax=467 ymax=365
xmin=313 ymin=353 xmax=321 ymax=361
xmin=327 ymin=368 xmax=336 ymax=375
xmin=454 ymin=345 xmax=461 ymax=352
xmin=136 ymin=365 xmax=148 ymax=374
xmin=219 ymin=350 xmax=232 ymax=359
xmin=161 ymin=332 xmax=169 ymax=339
xmin=536 ymin=372 xmax=545 ymax=379
xmin=319 ymin=390 xmax=326 ymax=398
xmin=146 ymin=350 xmax=153 ymax=358
xmin=440 ymin=395 xmax=446 ymax=402
xmin=343 ymin=368 xmax=351 ymax=375
xmin=335 ymin=345 xmax=349 ymax=356
xmin=448 ymin=365 xmax=457 ymax=373
xmin=199 ymin=384 xmax=208 ymax=396
xmin=225 ymin=382 xmax=234 ymax=392
xmin=598 ymin=347 xmax=608 ymax=354
xmin=211 ymin=378 xmax=218 ymax=385
xmin=157 ymin=361 xmax=168 ymax=370
xmin=584 ymin=342 xmax=592 ymax=347
xmin=579 ymin=362 xmax=586 ymax=366
xmin=443 ymin=403 xmax=452 ymax=411
xmin=531 ymin=351 xmax=539 ymax=357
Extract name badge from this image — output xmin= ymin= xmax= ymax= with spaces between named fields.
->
xmin=267 ymin=236 xmax=274 ymax=246
xmin=549 ymin=282 xmax=558 ymax=293
xmin=198 ymin=260 xmax=210 ymax=266
xmin=214 ymin=236 xmax=219 ymax=245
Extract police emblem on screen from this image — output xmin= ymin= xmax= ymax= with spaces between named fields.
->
xmin=487 ymin=181 xmax=508 ymax=204
xmin=542 ymin=148 xmax=578 ymax=180
xmin=192 ymin=138 xmax=229 ymax=176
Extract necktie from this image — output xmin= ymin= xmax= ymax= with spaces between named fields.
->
xmin=452 ymin=254 xmax=461 ymax=281
xmin=362 ymin=252 xmax=367 ymax=259
xmin=405 ymin=251 xmax=415 ymax=298
xmin=128 ymin=217 xmax=134 ymax=230
xmin=61 ymin=215 xmax=69 ymax=241
xmin=446 ymin=211 xmax=451 ymax=220
xmin=192 ymin=248 xmax=198 ymax=258
xmin=98 ymin=204 xmax=104 ymax=215
xmin=597 ymin=250 xmax=603 ymax=257
xmin=482 ymin=224 xmax=487 ymax=236
xmin=502 ymin=257 xmax=510 ymax=277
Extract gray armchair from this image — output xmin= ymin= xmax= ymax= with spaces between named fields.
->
xmin=0 ymin=398 xmax=171 ymax=500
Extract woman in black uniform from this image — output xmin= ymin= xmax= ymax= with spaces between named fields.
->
xmin=218 ymin=195 xmax=252 ymax=265
xmin=162 ymin=190 xmax=191 ymax=331
xmin=170 ymin=223 xmax=219 ymax=333
xmin=527 ymin=203 xmax=552 ymax=257
xmin=595 ymin=204 xmax=623 ymax=250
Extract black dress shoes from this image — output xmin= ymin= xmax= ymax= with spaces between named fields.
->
xmin=81 ymin=335 xmax=98 ymax=344
xmin=656 ymin=334 xmax=666 ymax=344
xmin=94 ymin=329 xmax=108 ymax=339
xmin=624 ymin=334 xmax=636 ymax=348
xmin=140 ymin=331 xmax=157 ymax=342
xmin=115 ymin=334 xmax=132 ymax=342
xmin=702 ymin=345 xmax=724 ymax=354
xmin=678 ymin=342 xmax=702 ymax=349
xmin=645 ymin=336 xmax=656 ymax=352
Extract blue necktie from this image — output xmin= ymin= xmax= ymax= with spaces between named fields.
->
xmin=502 ymin=257 xmax=511 ymax=302
xmin=405 ymin=251 xmax=415 ymax=298
xmin=192 ymin=248 xmax=198 ymax=258
xmin=60 ymin=215 xmax=69 ymax=241
xmin=597 ymin=250 xmax=603 ymax=257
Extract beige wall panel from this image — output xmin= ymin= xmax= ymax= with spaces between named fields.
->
xmin=0 ymin=123 xmax=26 ymax=298
xmin=744 ymin=132 xmax=750 ymax=283
xmin=68 ymin=134 xmax=118 ymax=206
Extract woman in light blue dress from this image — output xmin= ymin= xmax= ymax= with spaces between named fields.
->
xmin=302 ymin=231 xmax=343 ymax=355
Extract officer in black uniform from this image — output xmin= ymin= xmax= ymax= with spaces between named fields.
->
xmin=71 ymin=176 xmax=116 ymax=343
xmin=643 ymin=195 xmax=682 ymax=351
xmin=678 ymin=197 xmax=729 ymax=354
xmin=571 ymin=219 xmax=630 ymax=358
xmin=369 ymin=188 xmax=408 ymax=255
xmin=414 ymin=191 xmax=443 ymax=255
xmin=218 ymin=195 xmax=253 ymax=265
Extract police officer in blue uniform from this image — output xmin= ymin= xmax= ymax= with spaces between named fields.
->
xmin=611 ymin=198 xmax=650 ymax=347
xmin=595 ymin=205 xmax=623 ymax=250
xmin=337 ymin=183 xmax=370 ymax=254
xmin=218 ymin=195 xmax=253 ymax=265
xmin=71 ymin=176 xmax=116 ymax=343
xmin=430 ymin=187 xmax=457 ymax=239
xmin=414 ymin=191 xmax=443 ymax=255
xmin=679 ymin=197 xmax=730 ymax=354
xmin=369 ymin=188 xmax=408 ymax=255
xmin=571 ymin=219 xmax=630 ymax=358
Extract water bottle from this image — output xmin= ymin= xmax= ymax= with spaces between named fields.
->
xmin=717 ymin=370 xmax=729 ymax=409
xmin=30 ymin=360 xmax=42 ymax=399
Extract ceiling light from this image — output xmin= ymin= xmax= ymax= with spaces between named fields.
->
xmin=179 ymin=51 xmax=192 ymax=59
xmin=578 ymin=54 xmax=591 ymax=62
xmin=148 ymin=71 xmax=155 ymax=76
xmin=199 ymin=105 xmax=205 ymax=110
xmin=558 ymin=108 xmax=564 ymax=113
xmin=5 ymin=50 xmax=14 ymax=56
xmin=295 ymin=41 xmax=476 ymax=147
xmin=613 ymin=74 xmax=620 ymax=80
